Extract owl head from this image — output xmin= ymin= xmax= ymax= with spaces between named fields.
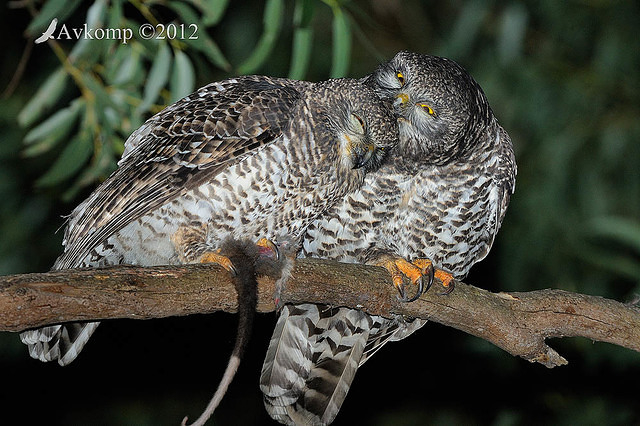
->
xmin=307 ymin=78 xmax=398 ymax=184
xmin=365 ymin=51 xmax=494 ymax=166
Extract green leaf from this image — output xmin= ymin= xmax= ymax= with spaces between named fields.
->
xmin=443 ymin=0 xmax=489 ymax=58
xmin=183 ymin=29 xmax=231 ymax=72
xmin=577 ymin=247 xmax=640 ymax=282
xmin=69 ymin=134 xmax=117 ymax=199
xmin=330 ymin=6 xmax=351 ymax=78
xmin=86 ymin=0 xmax=108 ymax=28
xmin=35 ymin=130 xmax=93 ymax=187
xmin=237 ymin=0 xmax=284 ymax=74
xmin=169 ymin=1 xmax=201 ymax=26
xmin=288 ymin=0 xmax=315 ymax=79
xmin=294 ymin=0 xmax=315 ymax=28
xmin=80 ymin=73 xmax=120 ymax=112
xmin=137 ymin=42 xmax=172 ymax=113
xmin=498 ymin=3 xmax=528 ymax=64
xmin=22 ymin=99 xmax=84 ymax=157
xmin=24 ymin=100 xmax=82 ymax=145
xmin=200 ymin=0 xmax=231 ymax=26
xmin=112 ymin=47 xmax=142 ymax=86
xmin=17 ymin=67 xmax=69 ymax=128
xmin=168 ymin=1 xmax=231 ymax=71
xmin=104 ymin=43 xmax=131 ymax=84
xmin=26 ymin=0 xmax=83 ymax=35
xmin=288 ymin=27 xmax=313 ymax=80
xmin=588 ymin=217 xmax=640 ymax=254
xmin=69 ymin=0 xmax=110 ymax=64
xmin=170 ymin=50 xmax=195 ymax=102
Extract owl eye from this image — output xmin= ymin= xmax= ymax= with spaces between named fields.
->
xmin=396 ymin=72 xmax=405 ymax=86
xmin=418 ymin=103 xmax=436 ymax=116
xmin=350 ymin=113 xmax=365 ymax=134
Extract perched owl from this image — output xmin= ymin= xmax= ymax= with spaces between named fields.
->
xmin=19 ymin=75 xmax=397 ymax=367
xmin=260 ymin=51 xmax=517 ymax=425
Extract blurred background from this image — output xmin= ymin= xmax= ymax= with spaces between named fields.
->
xmin=1 ymin=0 xmax=639 ymax=424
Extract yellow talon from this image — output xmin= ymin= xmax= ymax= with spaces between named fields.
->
xmin=377 ymin=257 xmax=426 ymax=302
xmin=412 ymin=258 xmax=434 ymax=273
xmin=435 ymin=269 xmax=455 ymax=294
xmin=412 ymin=258 xmax=454 ymax=294
xmin=199 ymin=251 xmax=237 ymax=276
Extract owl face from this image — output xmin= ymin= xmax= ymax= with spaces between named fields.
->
xmin=368 ymin=51 xmax=491 ymax=165
xmin=310 ymin=78 xmax=398 ymax=177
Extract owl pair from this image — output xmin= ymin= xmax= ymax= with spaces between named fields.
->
xmin=19 ymin=51 xmax=515 ymax=425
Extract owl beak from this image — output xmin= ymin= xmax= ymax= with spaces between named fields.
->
xmin=352 ymin=143 xmax=376 ymax=169
xmin=395 ymin=93 xmax=409 ymax=107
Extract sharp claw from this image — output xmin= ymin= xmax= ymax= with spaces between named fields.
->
xmin=404 ymin=276 xmax=423 ymax=302
xmin=440 ymin=280 xmax=455 ymax=295
xmin=434 ymin=269 xmax=455 ymax=295
xmin=227 ymin=263 xmax=238 ymax=277
xmin=424 ymin=263 xmax=434 ymax=293
xmin=397 ymin=284 xmax=407 ymax=302
xmin=199 ymin=251 xmax=237 ymax=276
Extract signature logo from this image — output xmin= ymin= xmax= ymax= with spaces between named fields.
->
xmin=35 ymin=18 xmax=58 ymax=44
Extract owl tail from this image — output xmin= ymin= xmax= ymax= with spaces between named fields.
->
xmin=20 ymin=321 xmax=100 ymax=366
xmin=260 ymin=304 xmax=425 ymax=425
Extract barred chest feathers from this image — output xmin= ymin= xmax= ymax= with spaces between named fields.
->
xmin=83 ymin=132 xmax=342 ymax=268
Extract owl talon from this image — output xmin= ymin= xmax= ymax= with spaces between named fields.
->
xmin=411 ymin=258 xmax=435 ymax=294
xmin=199 ymin=251 xmax=238 ymax=276
xmin=403 ymin=276 xmax=423 ymax=302
xmin=377 ymin=257 xmax=428 ymax=302
xmin=435 ymin=269 xmax=455 ymax=295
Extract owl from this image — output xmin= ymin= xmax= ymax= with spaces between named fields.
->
xmin=19 ymin=75 xmax=398 ymax=367
xmin=260 ymin=51 xmax=517 ymax=425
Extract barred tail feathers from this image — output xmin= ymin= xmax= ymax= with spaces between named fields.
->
xmin=20 ymin=321 xmax=101 ymax=366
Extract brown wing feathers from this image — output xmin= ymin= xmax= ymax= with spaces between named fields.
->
xmin=56 ymin=78 xmax=303 ymax=269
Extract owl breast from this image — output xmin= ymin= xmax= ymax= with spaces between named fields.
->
xmin=302 ymin=160 xmax=501 ymax=279
xmin=390 ymin=163 xmax=499 ymax=277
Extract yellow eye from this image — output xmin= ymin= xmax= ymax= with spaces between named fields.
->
xmin=396 ymin=72 xmax=405 ymax=86
xmin=419 ymin=103 xmax=436 ymax=116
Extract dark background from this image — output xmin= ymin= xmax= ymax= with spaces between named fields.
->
xmin=1 ymin=1 xmax=639 ymax=425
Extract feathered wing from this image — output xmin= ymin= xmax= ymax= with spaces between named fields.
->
xmin=55 ymin=76 xmax=304 ymax=269
xmin=20 ymin=77 xmax=304 ymax=366
xmin=260 ymin=304 xmax=422 ymax=426
xmin=495 ymin=125 xmax=517 ymax=229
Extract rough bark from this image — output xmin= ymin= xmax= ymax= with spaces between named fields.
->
xmin=1 ymin=259 xmax=638 ymax=368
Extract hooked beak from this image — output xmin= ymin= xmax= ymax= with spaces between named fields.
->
xmin=352 ymin=142 xmax=376 ymax=169
xmin=395 ymin=93 xmax=409 ymax=107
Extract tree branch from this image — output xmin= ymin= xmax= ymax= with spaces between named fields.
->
xmin=1 ymin=259 xmax=638 ymax=368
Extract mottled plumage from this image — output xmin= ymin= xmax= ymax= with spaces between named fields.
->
xmin=20 ymin=75 xmax=397 ymax=367
xmin=260 ymin=52 xmax=517 ymax=425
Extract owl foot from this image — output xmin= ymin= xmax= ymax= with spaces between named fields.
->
xmin=435 ymin=269 xmax=455 ymax=295
xmin=199 ymin=251 xmax=238 ymax=276
xmin=377 ymin=256 xmax=434 ymax=302
xmin=411 ymin=257 xmax=436 ymax=291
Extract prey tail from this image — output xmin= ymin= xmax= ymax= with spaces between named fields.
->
xmin=182 ymin=239 xmax=259 ymax=426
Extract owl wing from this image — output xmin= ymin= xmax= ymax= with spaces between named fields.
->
xmin=496 ymin=124 xmax=517 ymax=228
xmin=55 ymin=76 xmax=305 ymax=269
xmin=260 ymin=304 xmax=423 ymax=425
